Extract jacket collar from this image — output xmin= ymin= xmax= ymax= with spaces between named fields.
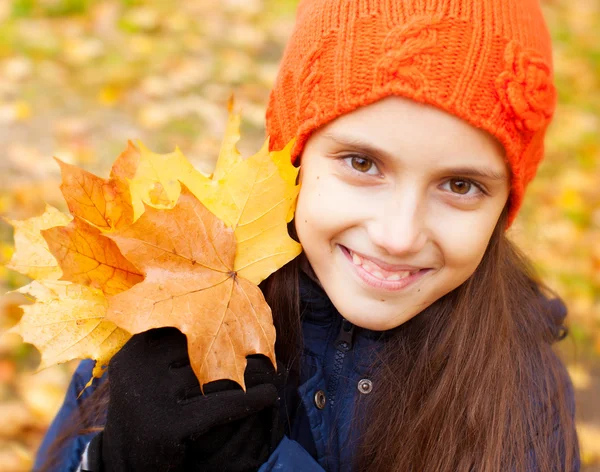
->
xmin=298 ymin=266 xmax=393 ymax=341
xmin=299 ymin=269 xmax=338 ymax=324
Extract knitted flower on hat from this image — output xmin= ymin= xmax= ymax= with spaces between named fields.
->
xmin=496 ymin=40 xmax=556 ymax=134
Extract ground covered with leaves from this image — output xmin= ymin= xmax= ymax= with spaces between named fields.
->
xmin=0 ymin=0 xmax=598 ymax=470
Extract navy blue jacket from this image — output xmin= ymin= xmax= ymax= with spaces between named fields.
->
xmin=35 ymin=272 xmax=579 ymax=471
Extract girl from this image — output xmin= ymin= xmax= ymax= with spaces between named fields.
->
xmin=35 ymin=0 xmax=580 ymax=470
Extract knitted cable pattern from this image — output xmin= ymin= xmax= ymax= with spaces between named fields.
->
xmin=375 ymin=17 xmax=450 ymax=97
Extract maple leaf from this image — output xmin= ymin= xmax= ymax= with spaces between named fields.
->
xmin=3 ymin=104 xmax=301 ymax=390
xmin=4 ymin=205 xmax=72 ymax=281
xmin=126 ymin=108 xmax=301 ymax=284
xmin=41 ymin=217 xmax=144 ymax=296
xmin=56 ymin=141 xmax=140 ymax=232
xmin=127 ymin=142 xmax=202 ymax=221
xmin=193 ymin=137 xmax=300 ymax=285
xmin=125 ymin=97 xmax=241 ymax=222
xmin=3 ymin=206 xmax=132 ymax=382
xmin=212 ymin=98 xmax=242 ymax=182
xmin=106 ymin=187 xmax=275 ymax=390
xmin=9 ymin=280 xmax=130 ymax=380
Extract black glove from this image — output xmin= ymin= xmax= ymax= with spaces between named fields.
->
xmin=100 ymin=327 xmax=284 ymax=472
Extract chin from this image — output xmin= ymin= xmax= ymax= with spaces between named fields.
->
xmin=350 ymin=320 xmax=393 ymax=331
xmin=339 ymin=309 xmax=414 ymax=332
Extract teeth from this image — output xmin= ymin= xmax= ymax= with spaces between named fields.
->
xmin=349 ymin=249 xmax=422 ymax=281
xmin=361 ymin=263 xmax=374 ymax=274
xmin=386 ymin=271 xmax=411 ymax=281
xmin=361 ymin=259 xmax=378 ymax=274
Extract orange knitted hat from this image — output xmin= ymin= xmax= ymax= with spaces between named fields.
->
xmin=265 ymin=0 xmax=556 ymax=228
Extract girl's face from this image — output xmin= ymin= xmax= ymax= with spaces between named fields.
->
xmin=294 ymin=96 xmax=511 ymax=331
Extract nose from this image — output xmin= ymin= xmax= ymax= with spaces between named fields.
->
xmin=366 ymin=191 xmax=428 ymax=256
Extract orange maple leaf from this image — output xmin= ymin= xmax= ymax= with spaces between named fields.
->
xmin=56 ymin=141 xmax=140 ymax=232
xmin=105 ymin=186 xmax=276 ymax=391
xmin=41 ymin=217 xmax=144 ymax=296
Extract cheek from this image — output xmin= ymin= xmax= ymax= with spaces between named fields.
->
xmin=294 ymin=187 xmax=335 ymax=256
xmin=295 ymin=175 xmax=361 ymax=247
xmin=434 ymin=213 xmax=496 ymax=272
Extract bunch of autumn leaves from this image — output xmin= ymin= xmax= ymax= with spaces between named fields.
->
xmin=3 ymin=109 xmax=301 ymax=391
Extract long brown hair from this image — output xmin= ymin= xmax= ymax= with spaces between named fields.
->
xmin=350 ymin=205 xmax=578 ymax=471
xmin=40 ymin=205 xmax=578 ymax=471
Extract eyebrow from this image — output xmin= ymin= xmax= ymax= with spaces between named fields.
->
xmin=322 ymin=132 xmax=508 ymax=181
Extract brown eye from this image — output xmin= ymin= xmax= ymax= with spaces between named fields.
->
xmin=350 ymin=156 xmax=373 ymax=173
xmin=449 ymin=179 xmax=472 ymax=195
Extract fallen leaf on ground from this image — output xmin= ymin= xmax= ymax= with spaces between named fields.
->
xmin=0 ymin=402 xmax=32 ymax=438
xmin=0 ymin=440 xmax=33 ymax=472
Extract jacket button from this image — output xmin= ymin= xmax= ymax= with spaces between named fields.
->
xmin=314 ymin=390 xmax=327 ymax=409
xmin=357 ymin=379 xmax=373 ymax=394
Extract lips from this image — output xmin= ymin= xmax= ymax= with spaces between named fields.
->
xmin=340 ymin=246 xmax=429 ymax=290
xmin=341 ymin=246 xmax=422 ymax=280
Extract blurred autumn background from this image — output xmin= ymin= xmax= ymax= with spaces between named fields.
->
xmin=0 ymin=0 xmax=597 ymax=470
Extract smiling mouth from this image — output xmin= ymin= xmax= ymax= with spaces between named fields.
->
xmin=338 ymin=245 xmax=431 ymax=292
xmin=340 ymin=246 xmax=423 ymax=281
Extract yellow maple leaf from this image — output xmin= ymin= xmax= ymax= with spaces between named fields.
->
xmin=127 ymin=107 xmax=301 ymax=284
xmin=4 ymin=205 xmax=72 ymax=281
xmin=212 ymin=99 xmax=242 ymax=182
xmin=9 ymin=280 xmax=130 ymax=380
xmin=128 ymin=143 xmax=203 ymax=221
xmin=195 ymin=137 xmax=300 ymax=284
xmin=3 ymin=206 xmax=131 ymax=381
